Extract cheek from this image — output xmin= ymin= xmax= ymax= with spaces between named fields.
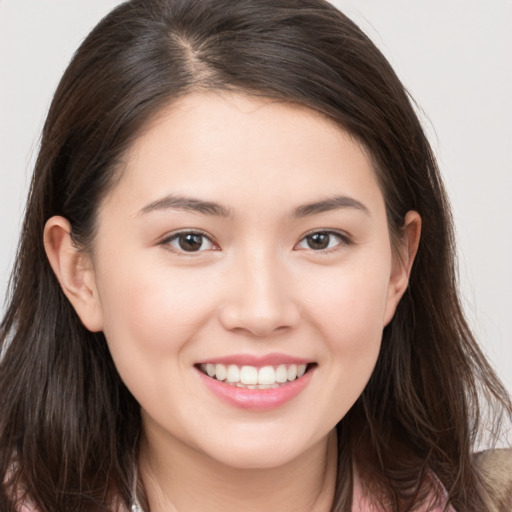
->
xmin=302 ymin=258 xmax=391 ymax=348
xmin=320 ymin=276 xmax=386 ymax=375
xmin=298 ymin=256 xmax=391 ymax=416
xmin=95 ymin=258 xmax=218 ymax=369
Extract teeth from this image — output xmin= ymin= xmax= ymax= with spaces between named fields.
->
xmin=240 ymin=366 xmax=258 ymax=385
xmin=287 ymin=364 xmax=297 ymax=381
xmin=258 ymin=366 xmax=275 ymax=385
xmin=275 ymin=365 xmax=288 ymax=383
xmin=226 ymin=365 xmax=240 ymax=383
xmin=215 ymin=364 xmax=227 ymax=381
xmin=200 ymin=362 xmax=309 ymax=386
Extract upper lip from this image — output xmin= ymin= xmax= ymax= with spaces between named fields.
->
xmin=197 ymin=353 xmax=312 ymax=367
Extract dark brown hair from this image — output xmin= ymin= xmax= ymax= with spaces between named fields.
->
xmin=1 ymin=1 xmax=510 ymax=510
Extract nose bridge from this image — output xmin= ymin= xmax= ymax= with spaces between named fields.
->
xmin=219 ymin=243 xmax=299 ymax=336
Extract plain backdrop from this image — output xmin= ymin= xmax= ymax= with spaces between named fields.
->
xmin=1 ymin=0 xmax=511 ymax=394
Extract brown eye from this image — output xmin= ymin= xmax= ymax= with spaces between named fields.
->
xmin=178 ymin=233 xmax=204 ymax=251
xmin=296 ymin=231 xmax=348 ymax=251
xmin=306 ymin=233 xmax=330 ymax=250
xmin=165 ymin=232 xmax=215 ymax=252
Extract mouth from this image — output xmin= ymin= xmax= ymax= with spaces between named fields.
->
xmin=196 ymin=362 xmax=314 ymax=389
xmin=194 ymin=354 xmax=317 ymax=410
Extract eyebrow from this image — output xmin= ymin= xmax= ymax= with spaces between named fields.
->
xmin=292 ymin=195 xmax=369 ymax=217
xmin=138 ymin=194 xmax=369 ymax=218
xmin=138 ymin=194 xmax=233 ymax=217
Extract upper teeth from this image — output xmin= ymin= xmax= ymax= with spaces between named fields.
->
xmin=200 ymin=363 xmax=307 ymax=386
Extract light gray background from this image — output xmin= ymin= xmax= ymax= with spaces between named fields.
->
xmin=1 ymin=1 xmax=511 ymax=393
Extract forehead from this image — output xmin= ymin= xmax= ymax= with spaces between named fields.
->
xmin=102 ymin=92 xmax=383 ymax=216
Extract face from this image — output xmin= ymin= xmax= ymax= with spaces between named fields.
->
xmin=71 ymin=93 xmax=415 ymax=469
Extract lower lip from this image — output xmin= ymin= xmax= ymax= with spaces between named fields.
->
xmin=196 ymin=367 xmax=314 ymax=411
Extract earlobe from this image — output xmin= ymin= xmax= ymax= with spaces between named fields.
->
xmin=43 ymin=216 xmax=104 ymax=332
xmin=383 ymin=211 xmax=422 ymax=326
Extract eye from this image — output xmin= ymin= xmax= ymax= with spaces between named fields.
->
xmin=163 ymin=231 xmax=217 ymax=253
xmin=296 ymin=231 xmax=349 ymax=251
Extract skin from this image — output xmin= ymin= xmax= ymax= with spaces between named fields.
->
xmin=44 ymin=92 xmax=420 ymax=512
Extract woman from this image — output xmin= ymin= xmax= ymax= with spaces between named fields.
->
xmin=1 ymin=0 xmax=510 ymax=510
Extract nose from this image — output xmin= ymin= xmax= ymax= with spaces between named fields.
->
xmin=218 ymin=250 xmax=300 ymax=337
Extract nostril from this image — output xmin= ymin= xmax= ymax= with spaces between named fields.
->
xmin=218 ymin=308 xmax=299 ymax=338
xmin=217 ymin=281 xmax=300 ymax=336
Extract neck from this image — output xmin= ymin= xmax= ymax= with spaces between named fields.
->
xmin=139 ymin=427 xmax=338 ymax=512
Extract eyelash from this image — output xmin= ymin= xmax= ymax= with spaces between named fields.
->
xmin=160 ymin=229 xmax=352 ymax=254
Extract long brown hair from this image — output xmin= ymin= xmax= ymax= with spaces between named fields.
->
xmin=1 ymin=1 xmax=510 ymax=510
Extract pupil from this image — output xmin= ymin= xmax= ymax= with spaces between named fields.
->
xmin=308 ymin=233 xmax=329 ymax=250
xmin=179 ymin=233 xmax=203 ymax=251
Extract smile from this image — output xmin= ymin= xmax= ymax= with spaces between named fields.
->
xmin=198 ymin=363 xmax=308 ymax=389
xmin=195 ymin=356 xmax=316 ymax=410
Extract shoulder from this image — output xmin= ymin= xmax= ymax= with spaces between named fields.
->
xmin=473 ymin=448 xmax=512 ymax=511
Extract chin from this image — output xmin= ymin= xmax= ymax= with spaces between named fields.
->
xmin=197 ymin=429 xmax=320 ymax=471
xmin=209 ymin=447 xmax=300 ymax=470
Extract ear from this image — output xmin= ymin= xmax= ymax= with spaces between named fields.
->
xmin=383 ymin=210 xmax=421 ymax=326
xmin=43 ymin=216 xmax=104 ymax=332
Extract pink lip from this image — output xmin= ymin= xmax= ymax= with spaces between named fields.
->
xmin=195 ymin=364 xmax=315 ymax=411
xmin=198 ymin=353 xmax=311 ymax=367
